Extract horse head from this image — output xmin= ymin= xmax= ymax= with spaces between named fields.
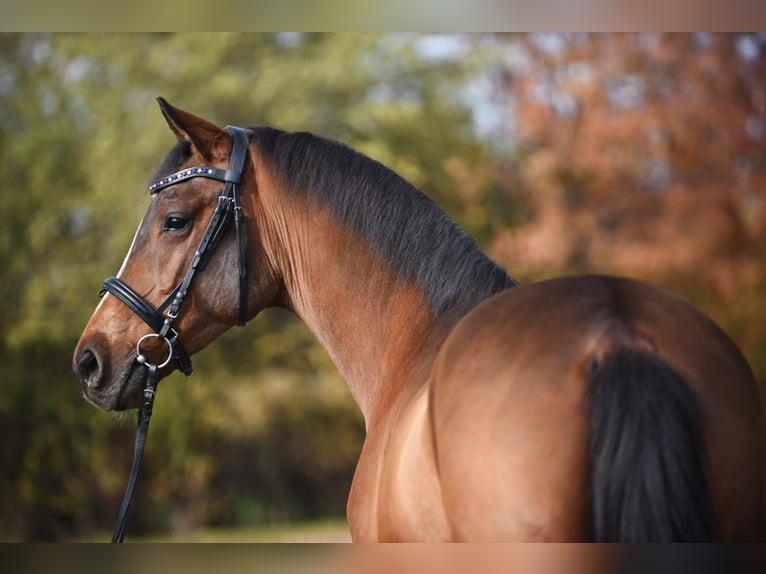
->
xmin=73 ymin=100 xmax=281 ymax=410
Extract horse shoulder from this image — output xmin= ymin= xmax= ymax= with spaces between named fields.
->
xmin=367 ymin=382 xmax=450 ymax=541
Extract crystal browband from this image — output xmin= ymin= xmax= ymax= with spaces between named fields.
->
xmin=148 ymin=166 xmax=229 ymax=194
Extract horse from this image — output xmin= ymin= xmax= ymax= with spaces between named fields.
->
xmin=73 ymin=99 xmax=766 ymax=542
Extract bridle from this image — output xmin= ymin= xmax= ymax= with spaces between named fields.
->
xmin=102 ymin=125 xmax=251 ymax=542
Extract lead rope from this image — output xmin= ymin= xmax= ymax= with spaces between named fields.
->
xmin=111 ymin=364 xmax=157 ymax=543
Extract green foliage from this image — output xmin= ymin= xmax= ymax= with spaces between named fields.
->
xmin=4 ymin=33 xmax=763 ymax=542
xmin=0 ymin=33 xmax=503 ymax=540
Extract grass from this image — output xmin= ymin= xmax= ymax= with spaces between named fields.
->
xmin=94 ymin=518 xmax=352 ymax=543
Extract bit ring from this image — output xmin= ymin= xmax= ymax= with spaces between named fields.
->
xmin=136 ymin=333 xmax=173 ymax=369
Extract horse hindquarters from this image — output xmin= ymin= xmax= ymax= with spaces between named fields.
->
xmin=587 ymin=348 xmax=712 ymax=542
xmin=431 ymin=276 xmax=765 ymax=542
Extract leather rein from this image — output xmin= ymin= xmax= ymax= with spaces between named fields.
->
xmin=101 ymin=126 xmax=251 ymax=542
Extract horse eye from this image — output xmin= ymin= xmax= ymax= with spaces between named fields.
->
xmin=163 ymin=214 xmax=190 ymax=232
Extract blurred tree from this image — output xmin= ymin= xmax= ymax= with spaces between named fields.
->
xmin=487 ymin=33 xmax=766 ymax=383
xmin=2 ymin=32 xmax=763 ymax=541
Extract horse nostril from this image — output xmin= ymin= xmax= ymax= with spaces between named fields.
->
xmin=77 ymin=348 xmax=102 ymax=388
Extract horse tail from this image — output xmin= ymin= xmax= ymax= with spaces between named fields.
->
xmin=586 ymin=346 xmax=712 ymax=542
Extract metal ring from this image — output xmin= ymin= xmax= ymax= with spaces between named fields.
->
xmin=135 ymin=333 xmax=173 ymax=369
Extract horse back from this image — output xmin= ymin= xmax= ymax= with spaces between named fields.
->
xmin=428 ymin=275 xmax=766 ymax=541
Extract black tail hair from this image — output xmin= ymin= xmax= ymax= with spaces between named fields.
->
xmin=587 ymin=348 xmax=712 ymax=542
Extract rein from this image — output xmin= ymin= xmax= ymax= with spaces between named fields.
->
xmin=102 ymin=126 xmax=251 ymax=542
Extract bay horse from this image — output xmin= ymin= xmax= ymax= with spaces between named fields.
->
xmin=73 ymin=99 xmax=766 ymax=542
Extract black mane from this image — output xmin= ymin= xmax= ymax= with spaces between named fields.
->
xmin=248 ymin=127 xmax=516 ymax=316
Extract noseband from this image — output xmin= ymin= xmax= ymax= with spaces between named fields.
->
xmin=103 ymin=125 xmax=251 ymax=542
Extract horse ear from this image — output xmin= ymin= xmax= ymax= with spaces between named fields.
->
xmin=156 ymin=97 xmax=230 ymax=162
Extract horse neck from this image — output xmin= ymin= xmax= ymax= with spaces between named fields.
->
xmin=259 ymin=191 xmax=459 ymax=425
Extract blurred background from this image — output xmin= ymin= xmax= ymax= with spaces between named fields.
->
xmin=1 ymin=33 xmax=764 ymax=541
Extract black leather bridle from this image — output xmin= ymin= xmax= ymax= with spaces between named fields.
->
xmin=102 ymin=125 xmax=251 ymax=542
